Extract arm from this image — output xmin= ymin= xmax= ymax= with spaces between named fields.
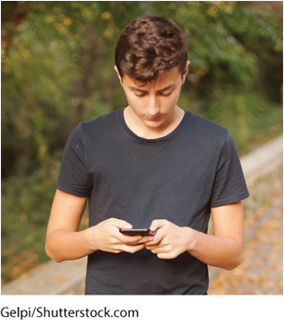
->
xmin=146 ymin=201 xmax=244 ymax=270
xmin=45 ymin=190 xmax=147 ymax=262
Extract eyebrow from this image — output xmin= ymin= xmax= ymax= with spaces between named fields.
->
xmin=129 ymin=83 xmax=176 ymax=93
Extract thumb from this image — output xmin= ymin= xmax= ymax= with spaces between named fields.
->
xmin=149 ymin=219 xmax=168 ymax=232
xmin=108 ymin=218 xmax=132 ymax=229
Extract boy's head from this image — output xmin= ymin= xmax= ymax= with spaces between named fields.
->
xmin=115 ymin=16 xmax=188 ymax=83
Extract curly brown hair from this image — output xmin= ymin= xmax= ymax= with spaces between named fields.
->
xmin=115 ymin=16 xmax=188 ymax=82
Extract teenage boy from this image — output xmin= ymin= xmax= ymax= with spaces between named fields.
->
xmin=46 ymin=16 xmax=249 ymax=295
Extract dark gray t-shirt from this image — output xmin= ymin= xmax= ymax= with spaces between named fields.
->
xmin=57 ymin=109 xmax=249 ymax=294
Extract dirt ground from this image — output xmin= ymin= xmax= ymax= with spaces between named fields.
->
xmin=208 ymin=190 xmax=283 ymax=295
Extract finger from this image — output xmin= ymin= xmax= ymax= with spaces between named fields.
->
xmin=149 ymin=219 xmax=168 ymax=232
xmin=119 ymin=234 xmax=143 ymax=244
xmin=119 ymin=243 xmax=145 ymax=254
xmin=136 ymin=235 xmax=155 ymax=244
xmin=146 ymin=245 xmax=163 ymax=251
xmin=146 ymin=228 xmax=166 ymax=245
xmin=156 ymin=252 xmax=177 ymax=260
xmin=146 ymin=242 xmax=168 ymax=251
xmin=150 ymin=247 xmax=169 ymax=254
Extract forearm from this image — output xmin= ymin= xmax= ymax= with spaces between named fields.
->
xmin=186 ymin=228 xmax=243 ymax=270
xmin=45 ymin=228 xmax=94 ymax=262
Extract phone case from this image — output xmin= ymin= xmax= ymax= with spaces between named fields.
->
xmin=119 ymin=228 xmax=155 ymax=236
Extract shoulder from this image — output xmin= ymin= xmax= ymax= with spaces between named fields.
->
xmin=187 ymin=112 xmax=228 ymax=135
xmin=185 ymin=111 xmax=231 ymax=148
xmin=71 ymin=109 xmax=121 ymax=140
xmin=81 ymin=109 xmax=120 ymax=132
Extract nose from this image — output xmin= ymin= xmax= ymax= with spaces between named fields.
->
xmin=147 ymin=96 xmax=160 ymax=117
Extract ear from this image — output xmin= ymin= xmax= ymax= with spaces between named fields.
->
xmin=114 ymin=65 xmax=123 ymax=84
xmin=182 ymin=60 xmax=190 ymax=83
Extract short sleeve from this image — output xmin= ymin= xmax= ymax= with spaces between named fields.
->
xmin=210 ymin=130 xmax=249 ymax=208
xmin=56 ymin=123 xmax=92 ymax=197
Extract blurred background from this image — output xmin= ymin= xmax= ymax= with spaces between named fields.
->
xmin=1 ymin=1 xmax=283 ymax=286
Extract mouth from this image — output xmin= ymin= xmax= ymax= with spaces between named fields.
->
xmin=146 ymin=115 xmax=162 ymax=121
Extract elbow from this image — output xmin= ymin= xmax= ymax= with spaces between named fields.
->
xmin=223 ymin=238 xmax=244 ymax=270
xmin=45 ymin=241 xmax=63 ymax=263
xmin=224 ymin=251 xmax=243 ymax=270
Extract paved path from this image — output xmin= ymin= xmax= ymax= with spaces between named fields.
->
xmin=208 ymin=189 xmax=283 ymax=295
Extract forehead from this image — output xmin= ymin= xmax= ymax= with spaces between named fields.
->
xmin=123 ymin=66 xmax=181 ymax=89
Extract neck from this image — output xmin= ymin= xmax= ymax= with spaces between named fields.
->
xmin=124 ymin=106 xmax=185 ymax=140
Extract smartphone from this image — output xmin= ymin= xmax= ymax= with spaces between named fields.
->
xmin=119 ymin=228 xmax=155 ymax=236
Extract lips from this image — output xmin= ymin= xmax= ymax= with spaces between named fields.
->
xmin=146 ymin=115 xmax=162 ymax=121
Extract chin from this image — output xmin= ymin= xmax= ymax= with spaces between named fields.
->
xmin=145 ymin=119 xmax=165 ymax=127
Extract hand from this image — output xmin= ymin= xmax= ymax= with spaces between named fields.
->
xmin=146 ymin=219 xmax=192 ymax=259
xmin=86 ymin=218 xmax=151 ymax=254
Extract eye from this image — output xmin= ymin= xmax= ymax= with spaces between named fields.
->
xmin=159 ymin=91 xmax=172 ymax=96
xmin=135 ymin=92 xmax=146 ymax=97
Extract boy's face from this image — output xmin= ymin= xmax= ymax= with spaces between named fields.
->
xmin=115 ymin=61 xmax=190 ymax=134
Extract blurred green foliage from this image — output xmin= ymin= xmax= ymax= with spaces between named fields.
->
xmin=1 ymin=1 xmax=283 ymax=283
